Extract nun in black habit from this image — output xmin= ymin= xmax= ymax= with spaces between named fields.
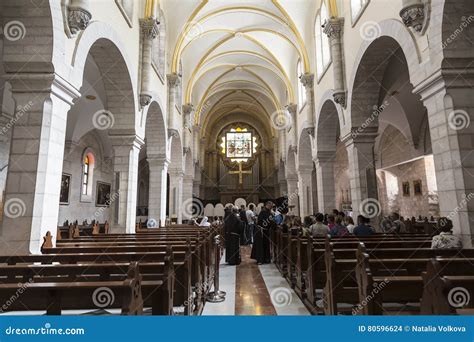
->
xmin=224 ymin=206 xmax=242 ymax=265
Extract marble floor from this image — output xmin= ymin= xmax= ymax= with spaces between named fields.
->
xmin=202 ymin=246 xmax=310 ymax=316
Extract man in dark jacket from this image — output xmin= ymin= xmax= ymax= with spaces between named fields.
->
xmin=251 ymin=201 xmax=275 ymax=264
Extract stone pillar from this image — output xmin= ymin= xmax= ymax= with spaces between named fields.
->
xmin=110 ymin=136 xmax=144 ymax=233
xmin=193 ymin=125 xmax=201 ymax=164
xmin=169 ymin=170 xmax=184 ymax=223
xmin=182 ymin=176 xmax=194 ymax=220
xmin=343 ymin=134 xmax=378 ymax=218
xmin=300 ymin=74 xmax=315 ymax=128
xmin=298 ymin=169 xmax=313 ymax=217
xmin=287 ymin=176 xmax=299 ymax=216
xmin=416 ymin=76 xmax=474 ymax=245
xmin=139 ymin=16 xmax=160 ymax=108
xmin=167 ymin=73 xmax=180 ymax=136
xmin=182 ymin=104 xmax=193 ymax=153
xmin=0 ymin=76 xmax=79 ymax=254
xmin=315 ymin=151 xmax=337 ymax=214
xmin=286 ymin=103 xmax=298 ymax=148
xmin=323 ymin=17 xmax=346 ymax=107
xmin=147 ymin=156 xmax=169 ymax=227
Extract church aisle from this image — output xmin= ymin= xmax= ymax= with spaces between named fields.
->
xmin=235 ymin=246 xmax=277 ymax=315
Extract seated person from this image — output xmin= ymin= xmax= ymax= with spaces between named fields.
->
xmin=309 ymin=213 xmax=330 ymax=237
xmin=329 ymin=216 xmax=349 ymax=237
xmin=327 ymin=215 xmax=336 ymax=230
xmin=344 ymin=216 xmax=356 ymax=234
xmin=353 ymin=215 xmax=375 ymax=237
xmin=431 ymin=217 xmax=462 ymax=249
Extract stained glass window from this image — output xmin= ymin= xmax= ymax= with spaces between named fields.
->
xmin=82 ymin=155 xmax=90 ymax=195
xmin=220 ymin=128 xmax=258 ymax=162
xmin=226 ymin=132 xmax=252 ymax=159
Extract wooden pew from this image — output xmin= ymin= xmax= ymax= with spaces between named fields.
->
xmin=0 ymin=262 xmax=143 ymax=315
xmin=421 ymin=259 xmax=474 ymax=315
xmin=354 ymin=245 xmax=474 ymax=315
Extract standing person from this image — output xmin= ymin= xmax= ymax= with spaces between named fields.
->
xmin=239 ymin=205 xmax=249 ymax=245
xmin=245 ymin=204 xmax=257 ymax=244
xmin=251 ymin=201 xmax=274 ymax=265
xmin=223 ymin=205 xmax=233 ymax=263
xmin=225 ymin=206 xmax=242 ymax=265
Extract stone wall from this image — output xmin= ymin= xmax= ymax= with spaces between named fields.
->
xmin=58 ymin=132 xmax=113 ymax=225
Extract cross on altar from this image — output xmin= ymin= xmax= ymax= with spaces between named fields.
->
xmin=229 ymin=163 xmax=252 ymax=186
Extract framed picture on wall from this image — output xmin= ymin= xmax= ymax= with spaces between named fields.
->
xmin=402 ymin=182 xmax=410 ymax=196
xmin=60 ymin=173 xmax=71 ymax=205
xmin=413 ymin=180 xmax=422 ymax=195
xmin=96 ymin=182 xmax=111 ymax=207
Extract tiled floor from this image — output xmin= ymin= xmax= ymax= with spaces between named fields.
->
xmin=202 ymin=246 xmax=310 ymax=316
xmin=235 ymin=246 xmax=277 ymax=316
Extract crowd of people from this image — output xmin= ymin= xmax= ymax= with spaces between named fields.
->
xmin=193 ymin=205 xmax=463 ymax=267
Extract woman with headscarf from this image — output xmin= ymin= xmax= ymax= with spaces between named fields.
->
xmin=199 ymin=216 xmax=211 ymax=227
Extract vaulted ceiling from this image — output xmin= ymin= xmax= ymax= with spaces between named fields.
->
xmin=164 ymin=0 xmax=314 ymax=136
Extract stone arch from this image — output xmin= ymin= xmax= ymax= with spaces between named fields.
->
xmin=316 ymin=96 xmax=341 ymax=153
xmin=347 ymin=19 xmax=422 ymax=131
xmin=71 ymin=22 xmax=138 ymax=133
xmin=144 ymin=101 xmax=168 ymax=158
xmin=427 ymin=0 xmax=474 ymax=72
xmin=169 ymin=134 xmax=184 ymax=172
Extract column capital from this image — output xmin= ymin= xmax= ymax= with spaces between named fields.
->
xmin=147 ymin=156 xmax=170 ymax=168
xmin=167 ymin=73 xmax=181 ymax=88
xmin=286 ymin=103 xmax=298 ymax=115
xmin=323 ymin=17 xmax=344 ymax=39
xmin=399 ymin=0 xmax=427 ymax=34
xmin=314 ymin=150 xmax=336 ymax=163
xmin=169 ymin=169 xmax=185 ymax=178
xmin=182 ymin=103 xmax=194 ymax=116
xmin=300 ymin=73 xmax=314 ymax=90
xmin=109 ymin=134 xmax=145 ymax=150
xmin=139 ymin=17 xmax=160 ymax=40
xmin=341 ymin=128 xmax=378 ymax=146
xmin=7 ymin=73 xmax=81 ymax=106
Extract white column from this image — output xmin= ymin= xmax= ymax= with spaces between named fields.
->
xmin=298 ymin=169 xmax=313 ymax=217
xmin=287 ymin=176 xmax=299 ymax=216
xmin=343 ymin=134 xmax=378 ymax=218
xmin=169 ymin=170 xmax=184 ymax=223
xmin=182 ymin=176 xmax=194 ymax=220
xmin=0 ymin=77 xmax=79 ymax=254
xmin=148 ymin=157 xmax=169 ymax=227
xmin=110 ymin=136 xmax=143 ymax=233
xmin=418 ymin=77 xmax=474 ymax=246
xmin=315 ymin=151 xmax=336 ymax=214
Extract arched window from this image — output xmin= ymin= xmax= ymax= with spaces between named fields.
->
xmin=351 ymin=0 xmax=369 ymax=22
xmin=297 ymin=59 xmax=307 ymax=108
xmin=81 ymin=152 xmax=95 ymax=198
xmin=315 ymin=2 xmax=331 ymax=78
